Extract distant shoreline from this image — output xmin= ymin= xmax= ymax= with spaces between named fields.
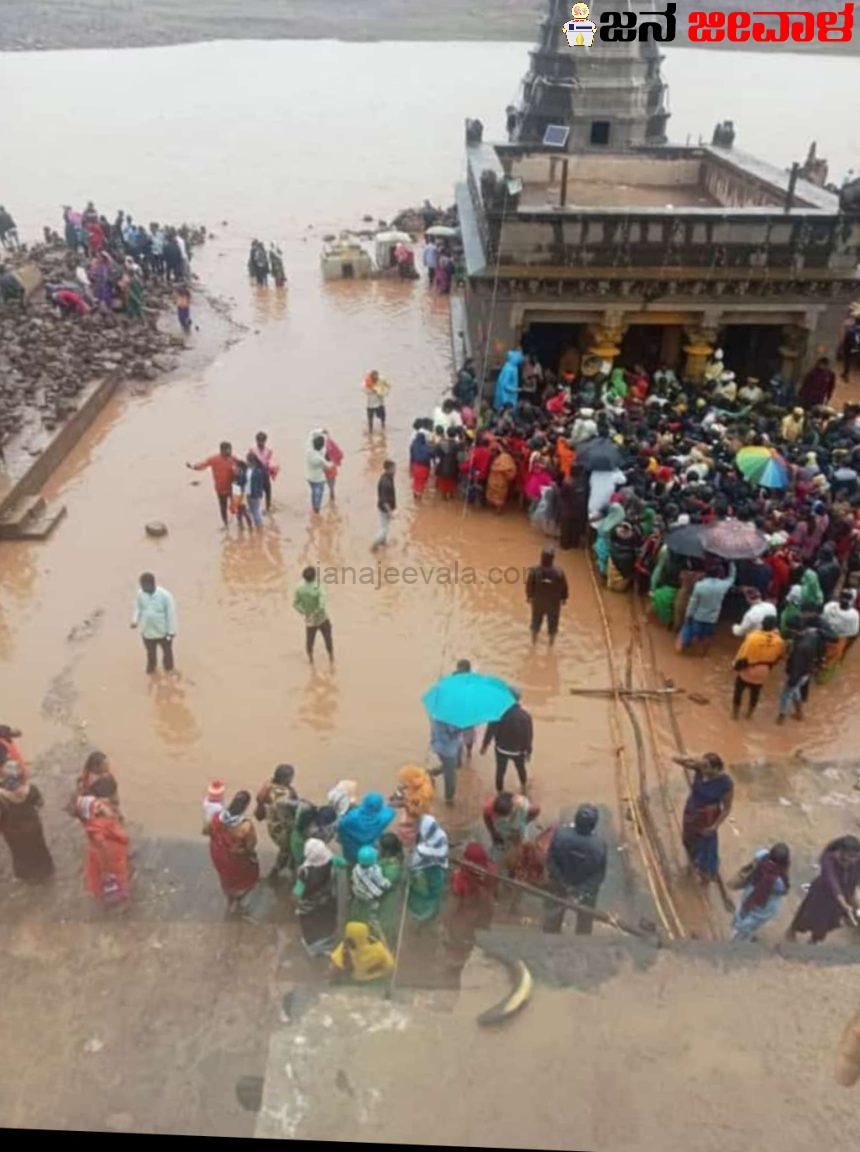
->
xmin=0 ymin=0 xmax=856 ymax=55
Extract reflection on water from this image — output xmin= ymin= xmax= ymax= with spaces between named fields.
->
xmin=297 ymin=668 xmax=340 ymax=737
xmin=148 ymin=674 xmax=202 ymax=748
xmin=218 ymin=528 xmax=288 ymax=594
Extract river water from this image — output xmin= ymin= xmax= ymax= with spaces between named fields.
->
xmin=0 ymin=38 xmax=858 ymax=866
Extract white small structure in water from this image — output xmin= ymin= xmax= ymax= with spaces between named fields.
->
xmin=320 ymin=239 xmax=373 ymax=281
xmin=373 ymin=230 xmax=412 ymax=272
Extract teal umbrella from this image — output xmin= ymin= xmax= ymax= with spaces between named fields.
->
xmin=422 ymin=672 xmax=515 ymax=728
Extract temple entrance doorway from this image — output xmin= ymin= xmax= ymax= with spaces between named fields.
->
xmin=719 ymin=324 xmax=784 ymax=382
xmin=620 ymin=324 xmax=682 ymax=372
xmin=521 ymin=321 xmax=588 ymax=376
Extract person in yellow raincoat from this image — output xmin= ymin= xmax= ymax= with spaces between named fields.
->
xmin=330 ymin=921 xmax=395 ymax=983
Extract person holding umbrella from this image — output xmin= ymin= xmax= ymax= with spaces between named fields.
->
xmin=429 ymin=718 xmax=463 ymax=805
xmin=422 ymin=671 xmax=519 ymax=797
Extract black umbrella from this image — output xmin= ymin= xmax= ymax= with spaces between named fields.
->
xmin=577 ymin=437 xmax=623 ymax=472
xmin=665 ymin=523 xmax=705 ymax=559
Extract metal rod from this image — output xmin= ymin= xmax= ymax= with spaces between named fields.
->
xmin=560 ymin=158 xmax=569 ymax=208
xmin=451 ymin=854 xmax=660 ymax=944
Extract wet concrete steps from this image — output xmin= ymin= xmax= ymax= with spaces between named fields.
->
xmin=0 ymin=491 xmax=66 ymax=539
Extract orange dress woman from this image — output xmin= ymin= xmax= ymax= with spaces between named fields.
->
xmin=393 ymin=764 xmax=435 ymax=848
xmin=74 ymin=776 xmax=130 ymax=908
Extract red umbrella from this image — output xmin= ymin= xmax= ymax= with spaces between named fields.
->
xmin=699 ymin=519 xmax=769 ymax=560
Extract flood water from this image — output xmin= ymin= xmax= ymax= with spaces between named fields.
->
xmin=0 ymin=38 xmax=858 ymax=864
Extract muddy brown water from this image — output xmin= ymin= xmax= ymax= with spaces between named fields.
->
xmin=0 ymin=39 xmax=858 ymax=899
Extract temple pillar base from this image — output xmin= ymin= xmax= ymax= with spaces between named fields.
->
xmin=683 ymin=327 xmax=718 ymax=385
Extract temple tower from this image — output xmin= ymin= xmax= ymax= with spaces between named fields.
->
xmin=511 ymin=0 xmax=670 ymax=150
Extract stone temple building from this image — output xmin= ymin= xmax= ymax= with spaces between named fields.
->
xmin=455 ymin=0 xmax=860 ymax=385
xmin=510 ymin=0 xmax=669 ymax=150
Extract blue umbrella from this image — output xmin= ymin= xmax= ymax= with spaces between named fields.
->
xmin=422 ymin=672 xmax=516 ymax=728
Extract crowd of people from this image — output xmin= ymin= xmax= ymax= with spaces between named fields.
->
xmin=404 ymin=341 xmax=860 ymax=725
xmin=35 ymin=202 xmax=199 ymax=330
xmin=3 ymin=716 xmax=857 ymax=961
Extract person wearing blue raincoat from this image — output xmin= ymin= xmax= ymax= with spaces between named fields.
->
xmin=493 ymin=350 xmax=523 ymax=410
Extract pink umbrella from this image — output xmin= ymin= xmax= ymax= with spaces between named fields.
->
xmin=700 ymin=519 xmax=769 ymax=560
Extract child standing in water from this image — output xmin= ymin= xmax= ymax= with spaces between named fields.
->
xmin=231 ymin=460 xmax=252 ymax=532
xmin=175 ymin=281 xmax=192 ymax=334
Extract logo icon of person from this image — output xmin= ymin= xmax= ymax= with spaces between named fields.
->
xmin=564 ymin=3 xmax=597 ymax=47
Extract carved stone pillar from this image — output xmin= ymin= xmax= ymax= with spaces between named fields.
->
xmin=777 ymin=324 xmax=808 ymax=384
xmin=587 ymin=321 xmax=624 ymax=363
xmin=683 ymin=326 xmax=718 ymax=384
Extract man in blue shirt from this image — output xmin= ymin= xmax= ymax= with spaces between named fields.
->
xmin=678 ymin=561 xmax=736 ymax=656
xmin=131 ymin=571 xmax=178 ymax=674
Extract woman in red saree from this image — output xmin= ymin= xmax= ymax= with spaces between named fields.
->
xmin=74 ymin=776 xmax=129 ymax=909
xmin=445 ymin=842 xmax=498 ymax=957
xmin=207 ymin=790 xmax=260 ymax=911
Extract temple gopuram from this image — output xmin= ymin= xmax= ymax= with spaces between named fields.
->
xmin=455 ymin=0 xmax=860 ymax=384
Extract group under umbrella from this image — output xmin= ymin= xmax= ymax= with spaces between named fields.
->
xmin=666 ymin=518 xmax=770 ymax=561
xmin=735 ymin=445 xmax=791 ymax=490
xmin=422 ymin=671 xmax=516 ymax=729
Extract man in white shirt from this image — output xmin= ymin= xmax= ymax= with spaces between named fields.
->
xmin=732 ymin=590 xmax=778 ymax=637
xmin=131 ymin=572 xmax=177 ymax=674
xmin=432 ymin=398 xmax=464 ymax=431
xmin=823 ymin=592 xmax=860 ymax=653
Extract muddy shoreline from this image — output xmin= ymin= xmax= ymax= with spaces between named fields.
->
xmin=0 ymin=0 xmax=855 ymax=53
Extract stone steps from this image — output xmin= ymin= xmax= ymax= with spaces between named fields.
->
xmin=0 ymin=491 xmax=66 ymax=539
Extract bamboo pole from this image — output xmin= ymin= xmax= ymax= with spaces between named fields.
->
xmin=451 ymin=853 xmax=661 ymax=944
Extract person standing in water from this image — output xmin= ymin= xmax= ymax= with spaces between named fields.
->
xmin=249 ymin=431 xmax=278 ymax=513
xmin=371 ymin=460 xmax=396 ymax=552
xmin=526 ymin=546 xmax=569 ymax=646
xmin=131 ymin=572 xmax=177 ymax=674
xmin=187 ymin=441 xmax=239 ymax=528
xmin=481 ymin=692 xmax=534 ymax=793
xmin=293 ymin=566 xmax=334 ymax=666
xmin=543 ymin=805 xmax=607 ymax=935
xmin=363 ymin=370 xmax=390 ymax=434
xmin=306 ymin=433 xmax=330 ymax=515
xmin=423 ymin=238 xmax=439 ymax=287
xmin=677 ymin=753 xmax=734 ymax=910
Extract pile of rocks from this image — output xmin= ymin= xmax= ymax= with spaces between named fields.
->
xmin=389 ymin=201 xmax=458 ymax=235
xmin=0 ymin=241 xmax=189 ymax=436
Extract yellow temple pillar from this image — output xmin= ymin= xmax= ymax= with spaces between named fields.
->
xmin=586 ymin=322 xmax=624 ymax=364
xmin=683 ymin=328 xmax=717 ymax=384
